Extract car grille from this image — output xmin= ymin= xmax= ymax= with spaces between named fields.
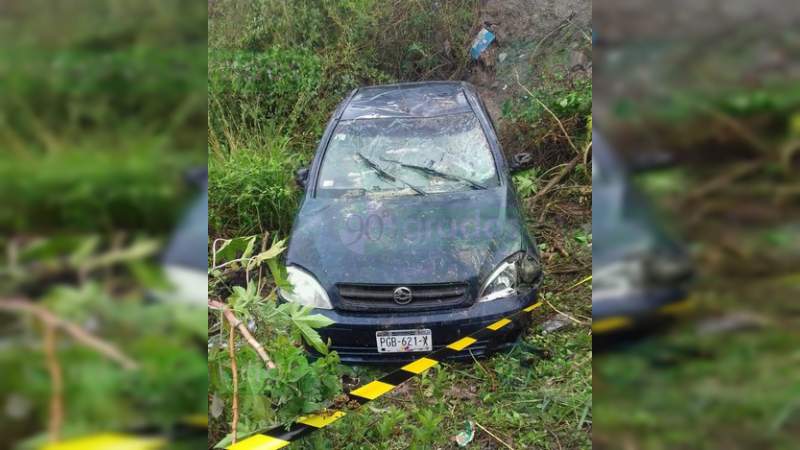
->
xmin=336 ymin=282 xmax=470 ymax=312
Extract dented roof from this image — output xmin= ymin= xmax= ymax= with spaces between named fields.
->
xmin=341 ymin=82 xmax=473 ymax=120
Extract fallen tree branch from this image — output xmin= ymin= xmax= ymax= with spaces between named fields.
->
xmin=515 ymin=69 xmax=579 ymax=154
xmin=208 ymin=300 xmax=276 ymax=370
xmin=228 ymin=321 xmax=239 ymax=444
xmin=474 ymin=421 xmax=515 ymax=450
xmin=543 ymin=298 xmax=589 ymax=326
xmin=685 ymin=159 xmax=763 ymax=202
xmin=0 ymin=298 xmax=138 ymax=370
xmin=43 ymin=322 xmax=63 ymax=443
xmin=532 ymin=154 xmax=582 ymax=202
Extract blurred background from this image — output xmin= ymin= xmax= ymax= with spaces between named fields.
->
xmin=593 ymin=0 xmax=800 ymax=449
xmin=0 ymin=1 xmax=207 ymax=448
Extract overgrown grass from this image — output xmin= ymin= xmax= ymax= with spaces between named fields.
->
xmin=208 ymin=1 xmax=593 ymax=449
xmin=208 ymin=136 xmax=301 ymax=237
xmin=208 ymin=0 xmax=479 ymax=238
xmin=1 ymin=1 xmax=207 ymax=445
xmin=0 ymin=142 xmax=198 ymax=234
xmin=0 ymin=0 xmax=207 ymax=233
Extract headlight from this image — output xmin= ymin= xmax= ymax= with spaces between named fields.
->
xmin=592 ymin=258 xmax=645 ymax=297
xmin=478 ymin=253 xmax=541 ymax=302
xmin=645 ymin=253 xmax=692 ymax=284
xmin=281 ymin=266 xmax=333 ymax=309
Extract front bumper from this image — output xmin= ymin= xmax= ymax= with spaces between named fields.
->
xmin=306 ymin=290 xmax=537 ymax=364
xmin=592 ymin=287 xmax=692 ymax=334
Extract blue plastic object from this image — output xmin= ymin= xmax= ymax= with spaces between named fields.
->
xmin=469 ymin=28 xmax=495 ymax=60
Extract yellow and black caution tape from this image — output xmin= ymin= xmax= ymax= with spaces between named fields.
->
xmin=41 ymin=434 xmax=166 ymax=450
xmin=38 ymin=415 xmax=207 ymax=450
xmin=591 ymin=297 xmax=695 ymax=334
xmin=229 ymin=301 xmax=544 ymax=450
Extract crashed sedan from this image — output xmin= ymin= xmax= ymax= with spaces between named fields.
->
xmin=281 ymin=81 xmax=542 ymax=363
xmin=592 ymin=131 xmax=693 ymax=334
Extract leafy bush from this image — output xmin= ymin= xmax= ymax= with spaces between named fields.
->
xmin=209 ymin=47 xmax=324 ymax=139
xmin=502 ymin=78 xmax=592 ymax=169
xmin=208 ymin=137 xmax=302 ymax=238
xmin=0 ymin=146 xmax=196 ymax=234
xmin=207 ymin=0 xmax=478 ymax=238
xmin=0 ymin=0 xmax=207 ymax=149
xmin=208 ymin=236 xmax=343 ymax=447
xmin=0 ymin=236 xmax=207 ymax=448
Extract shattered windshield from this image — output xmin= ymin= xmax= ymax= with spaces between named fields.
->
xmin=316 ymin=113 xmax=497 ymax=196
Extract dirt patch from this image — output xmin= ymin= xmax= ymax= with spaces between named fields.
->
xmin=467 ymin=0 xmax=592 ymax=127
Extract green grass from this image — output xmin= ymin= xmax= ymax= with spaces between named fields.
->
xmin=1 ymin=1 xmax=208 ymax=447
xmin=0 ymin=0 xmax=207 ymax=233
xmin=0 ymin=141 xmax=199 ymax=234
xmin=208 ymin=136 xmax=302 ymax=238
xmin=207 ymin=0 xmax=479 ymax=238
xmin=595 ymin=163 xmax=800 ymax=450
xmin=594 ymin=284 xmax=800 ymax=450
xmin=208 ymin=1 xmax=593 ymax=448
xmin=305 ymin=330 xmax=591 ymax=449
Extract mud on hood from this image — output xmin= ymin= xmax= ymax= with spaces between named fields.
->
xmin=285 ymin=186 xmax=529 ymax=298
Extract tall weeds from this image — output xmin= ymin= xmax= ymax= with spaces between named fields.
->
xmin=207 ymin=0 xmax=479 ymax=238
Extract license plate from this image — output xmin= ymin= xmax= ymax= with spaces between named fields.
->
xmin=376 ymin=329 xmax=432 ymax=353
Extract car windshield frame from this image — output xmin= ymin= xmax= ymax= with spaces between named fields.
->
xmin=313 ymin=112 xmax=500 ymax=198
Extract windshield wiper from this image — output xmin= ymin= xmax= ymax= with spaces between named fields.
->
xmin=355 ymin=153 xmax=426 ymax=196
xmin=380 ymin=157 xmax=487 ymax=190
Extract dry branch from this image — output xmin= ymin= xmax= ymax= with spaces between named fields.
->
xmin=474 ymin=421 xmax=515 ymax=450
xmin=514 ymin=70 xmax=579 ymax=154
xmin=532 ymin=154 xmax=582 ymax=203
xmin=0 ymin=298 xmax=139 ymax=370
xmin=543 ymin=298 xmax=589 ymax=326
xmin=228 ymin=322 xmax=239 ymax=444
xmin=43 ymin=322 xmax=63 ymax=442
xmin=208 ymin=300 xmax=276 ymax=370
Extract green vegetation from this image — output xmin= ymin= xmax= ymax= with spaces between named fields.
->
xmin=594 ymin=168 xmax=800 ymax=449
xmin=1 ymin=236 xmax=208 ymax=449
xmin=208 ymin=0 xmax=478 ymax=238
xmin=1 ymin=1 xmax=207 ymax=448
xmin=209 ymin=1 xmax=592 ymax=448
xmin=0 ymin=0 xmax=206 ymax=234
xmin=594 ymin=26 xmax=800 ymax=447
xmin=208 ymin=236 xmax=341 ymax=447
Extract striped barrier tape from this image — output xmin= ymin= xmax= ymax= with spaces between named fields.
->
xmin=229 ymin=301 xmax=544 ymax=450
xmin=592 ymin=297 xmax=694 ymax=334
xmin=39 ymin=415 xmax=208 ymax=450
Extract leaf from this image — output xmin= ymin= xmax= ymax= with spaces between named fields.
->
xmin=244 ymin=359 xmax=267 ymax=394
xmin=213 ymin=235 xmax=257 ymax=267
xmin=247 ymin=238 xmax=287 ymax=272
xmin=294 ymin=313 xmax=334 ymax=329
xmin=127 ymin=261 xmax=169 ymax=289
xmin=81 ymin=238 xmax=160 ymax=273
xmin=67 ymin=235 xmax=101 ymax=267
xmin=295 ymin=321 xmax=328 ymax=355
xmin=267 ymin=259 xmax=291 ymax=291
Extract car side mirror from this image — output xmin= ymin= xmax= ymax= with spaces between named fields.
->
xmin=510 ymin=153 xmax=532 ymax=173
xmin=295 ymin=167 xmax=309 ymax=190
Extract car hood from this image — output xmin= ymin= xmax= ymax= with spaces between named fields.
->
xmin=286 ymin=186 xmax=529 ymax=295
xmin=593 ymin=179 xmax=685 ymax=265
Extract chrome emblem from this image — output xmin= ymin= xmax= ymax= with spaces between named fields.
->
xmin=393 ymin=286 xmax=413 ymax=305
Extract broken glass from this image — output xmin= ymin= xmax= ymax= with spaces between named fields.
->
xmin=317 ymin=113 xmax=498 ymax=196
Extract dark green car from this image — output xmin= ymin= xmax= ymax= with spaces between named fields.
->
xmin=592 ymin=132 xmax=693 ymax=333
